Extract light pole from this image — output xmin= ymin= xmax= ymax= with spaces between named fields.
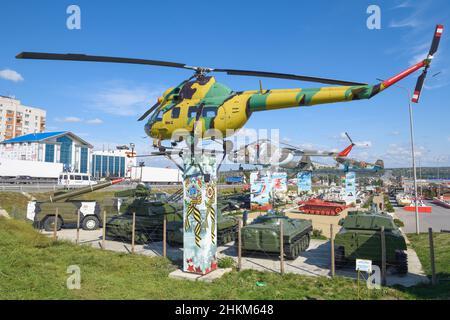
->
xmin=377 ymin=78 xmax=420 ymax=234
xmin=396 ymin=85 xmax=421 ymax=235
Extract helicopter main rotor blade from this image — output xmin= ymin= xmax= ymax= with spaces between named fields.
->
xmin=16 ymin=52 xmax=367 ymax=86
xmin=16 ymin=52 xmax=188 ymax=69
xmin=213 ymin=68 xmax=367 ymax=86
xmin=138 ymin=101 xmax=160 ymax=121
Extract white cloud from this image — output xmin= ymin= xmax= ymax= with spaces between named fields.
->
xmin=89 ymin=85 xmax=161 ymax=116
xmin=390 ymin=131 xmax=400 ymax=136
xmin=0 ymin=69 xmax=24 ymax=82
xmin=389 ymin=17 xmax=421 ymax=28
xmin=86 ymin=118 xmax=103 ymax=125
xmin=55 ymin=116 xmax=82 ymax=123
xmin=354 ymin=141 xmax=372 ymax=148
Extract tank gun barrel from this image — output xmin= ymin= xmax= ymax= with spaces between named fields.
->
xmin=50 ymin=178 xmax=126 ymax=202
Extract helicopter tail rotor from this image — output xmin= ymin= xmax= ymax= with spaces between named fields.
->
xmin=411 ymin=24 xmax=444 ymax=103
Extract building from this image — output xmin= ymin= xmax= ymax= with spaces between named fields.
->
xmin=0 ymin=131 xmax=93 ymax=173
xmin=0 ymin=95 xmax=46 ymax=141
xmin=91 ymin=148 xmax=137 ymax=178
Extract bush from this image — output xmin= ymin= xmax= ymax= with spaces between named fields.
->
xmin=218 ymin=256 xmax=236 ymax=269
xmin=394 ymin=218 xmax=405 ymax=228
xmin=312 ymin=229 xmax=326 ymax=240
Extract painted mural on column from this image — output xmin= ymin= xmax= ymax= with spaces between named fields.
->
xmin=250 ymin=171 xmax=272 ymax=210
xmin=345 ymin=171 xmax=357 ymax=204
xmin=182 ymin=155 xmax=218 ymax=275
xmin=297 ymin=171 xmax=312 ymax=193
xmin=272 ymin=171 xmax=288 ymax=199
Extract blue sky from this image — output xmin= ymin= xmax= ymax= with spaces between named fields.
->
xmin=0 ymin=0 xmax=449 ymax=168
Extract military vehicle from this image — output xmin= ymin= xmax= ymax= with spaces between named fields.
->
xmin=17 ymin=24 xmax=443 ymax=147
xmin=105 ymin=189 xmax=183 ymax=243
xmin=241 ymin=213 xmax=312 ymax=260
xmin=106 ymin=190 xmax=240 ymax=245
xmin=166 ymin=202 xmax=240 ymax=246
xmin=334 ymin=208 xmax=408 ymax=274
xmin=26 ymin=178 xmax=125 ymax=231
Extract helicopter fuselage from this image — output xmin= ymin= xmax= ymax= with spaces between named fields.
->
xmin=145 ymin=76 xmax=382 ymax=142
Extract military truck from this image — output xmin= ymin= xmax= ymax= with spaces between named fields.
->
xmin=26 ymin=178 xmax=125 ymax=231
xmin=334 ymin=208 xmax=408 ymax=274
xmin=241 ymin=212 xmax=312 ymax=260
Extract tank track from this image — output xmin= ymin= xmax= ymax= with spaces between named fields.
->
xmin=394 ymin=250 xmax=408 ymax=275
xmin=217 ymin=225 xmax=238 ymax=246
xmin=284 ymin=232 xmax=311 ymax=260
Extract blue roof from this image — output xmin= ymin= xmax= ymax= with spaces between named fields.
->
xmin=1 ymin=131 xmax=67 ymax=143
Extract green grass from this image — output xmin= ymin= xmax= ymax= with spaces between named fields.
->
xmin=0 ymin=192 xmax=29 ymax=219
xmin=0 ymin=217 xmax=410 ymax=300
xmin=397 ymin=233 xmax=450 ymax=299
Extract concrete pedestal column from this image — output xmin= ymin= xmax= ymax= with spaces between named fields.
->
xmin=182 ymin=154 xmax=218 ymax=275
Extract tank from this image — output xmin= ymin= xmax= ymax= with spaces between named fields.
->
xmin=242 ymin=213 xmax=313 ymax=260
xmin=105 ymin=190 xmax=183 ymax=243
xmin=26 ymin=178 xmax=125 ymax=231
xmin=334 ymin=208 xmax=408 ymax=274
xmin=166 ymin=205 xmax=239 ymax=246
xmin=298 ymin=198 xmax=347 ymax=216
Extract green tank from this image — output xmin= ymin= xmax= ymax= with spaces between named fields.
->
xmin=106 ymin=191 xmax=240 ymax=245
xmin=334 ymin=208 xmax=408 ymax=274
xmin=26 ymin=178 xmax=125 ymax=231
xmin=105 ymin=190 xmax=183 ymax=243
xmin=166 ymin=206 xmax=239 ymax=246
xmin=242 ymin=213 xmax=313 ymax=260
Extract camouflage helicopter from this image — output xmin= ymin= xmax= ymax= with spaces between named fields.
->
xmin=16 ymin=25 xmax=443 ymax=149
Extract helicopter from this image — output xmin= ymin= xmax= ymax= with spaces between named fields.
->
xmin=16 ymin=25 xmax=443 ymax=149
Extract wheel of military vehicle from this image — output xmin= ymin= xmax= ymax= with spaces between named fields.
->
xmin=304 ymin=233 xmax=310 ymax=250
xmin=285 ymin=242 xmax=299 ymax=260
xmin=82 ymin=216 xmax=100 ymax=231
xmin=395 ymin=250 xmax=408 ymax=275
xmin=43 ymin=215 xmax=62 ymax=232
xmin=335 ymin=246 xmax=346 ymax=268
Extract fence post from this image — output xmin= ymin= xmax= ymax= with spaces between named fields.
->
xmin=330 ymin=224 xmax=335 ymax=278
xmin=280 ymin=219 xmax=284 ymax=275
xmin=76 ymin=209 xmax=80 ymax=245
xmin=237 ymin=218 xmax=242 ymax=271
xmin=163 ymin=215 xmax=167 ymax=258
xmin=53 ymin=208 xmax=58 ymax=240
xmin=131 ymin=212 xmax=136 ymax=254
xmin=381 ymin=226 xmax=386 ymax=286
xmin=428 ymin=228 xmax=437 ymax=285
xmin=102 ymin=210 xmax=106 ymax=250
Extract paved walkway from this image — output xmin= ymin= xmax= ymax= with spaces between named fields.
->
xmin=394 ymin=201 xmax=450 ymax=233
xmin=46 ymin=228 xmax=428 ymax=287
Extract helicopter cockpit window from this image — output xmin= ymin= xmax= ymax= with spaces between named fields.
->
xmin=171 ymin=107 xmax=180 ymax=119
xmin=202 ymin=106 xmax=217 ymax=118
xmin=155 ymin=110 xmax=163 ymax=121
xmin=187 ymin=106 xmax=197 ymax=118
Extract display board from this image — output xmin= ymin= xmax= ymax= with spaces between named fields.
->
xmin=297 ymin=171 xmax=312 ymax=193
xmin=250 ymin=171 xmax=273 ymax=210
xmin=345 ymin=171 xmax=357 ymax=204
xmin=182 ymin=155 xmax=218 ymax=275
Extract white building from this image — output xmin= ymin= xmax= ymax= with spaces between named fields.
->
xmin=91 ymin=148 xmax=137 ymax=178
xmin=0 ymin=131 xmax=93 ymax=173
xmin=0 ymin=95 xmax=46 ymax=141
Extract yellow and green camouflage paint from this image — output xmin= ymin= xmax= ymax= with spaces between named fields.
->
xmin=145 ymin=58 xmax=429 ymax=141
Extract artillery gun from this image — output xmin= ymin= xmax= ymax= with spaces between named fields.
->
xmin=334 ymin=208 xmax=408 ymax=274
xmin=26 ymin=178 xmax=126 ymax=231
xmin=241 ymin=212 xmax=312 ymax=260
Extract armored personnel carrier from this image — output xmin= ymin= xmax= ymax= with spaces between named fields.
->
xmin=26 ymin=178 xmax=125 ymax=231
xmin=241 ymin=213 xmax=312 ymax=260
xmin=334 ymin=208 xmax=408 ymax=274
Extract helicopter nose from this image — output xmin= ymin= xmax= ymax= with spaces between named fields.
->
xmin=144 ymin=121 xmax=152 ymax=137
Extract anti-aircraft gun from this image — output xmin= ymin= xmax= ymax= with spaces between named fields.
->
xmin=26 ymin=178 xmax=126 ymax=231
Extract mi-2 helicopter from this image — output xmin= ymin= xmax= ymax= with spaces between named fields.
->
xmin=16 ymin=25 xmax=443 ymax=150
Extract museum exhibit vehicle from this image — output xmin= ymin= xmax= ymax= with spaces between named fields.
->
xmin=241 ymin=213 xmax=313 ymax=260
xmin=334 ymin=208 xmax=408 ymax=274
xmin=26 ymin=178 xmax=125 ymax=231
